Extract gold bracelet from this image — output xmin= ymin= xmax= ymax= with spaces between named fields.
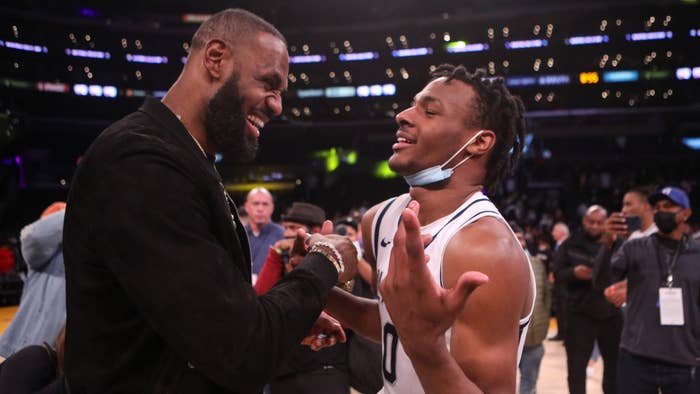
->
xmin=310 ymin=246 xmax=342 ymax=275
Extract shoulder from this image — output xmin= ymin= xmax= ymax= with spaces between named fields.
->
xmin=443 ymin=216 xmax=529 ymax=289
xmin=361 ymin=196 xmax=402 ymax=263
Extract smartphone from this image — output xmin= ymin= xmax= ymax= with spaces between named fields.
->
xmin=623 ymin=215 xmax=641 ymax=233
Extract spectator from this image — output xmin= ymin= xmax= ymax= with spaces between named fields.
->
xmin=244 ymin=187 xmax=284 ymax=278
xmin=554 ymin=205 xmax=622 ymax=394
xmin=0 ymin=202 xmax=67 ymax=361
xmin=594 ymin=186 xmax=699 ymax=393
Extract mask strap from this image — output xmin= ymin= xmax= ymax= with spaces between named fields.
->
xmin=441 ymin=130 xmax=484 ymax=169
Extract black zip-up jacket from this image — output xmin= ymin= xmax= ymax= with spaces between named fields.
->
xmin=63 ymin=97 xmax=338 ymax=393
xmin=594 ymin=234 xmax=700 ymax=367
xmin=554 ymin=231 xmax=619 ymax=320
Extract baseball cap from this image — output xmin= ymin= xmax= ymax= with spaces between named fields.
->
xmin=648 ymin=186 xmax=690 ymax=209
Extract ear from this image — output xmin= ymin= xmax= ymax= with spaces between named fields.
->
xmin=202 ymin=39 xmax=231 ymax=81
xmin=466 ymin=129 xmax=496 ymax=156
xmin=680 ymin=208 xmax=692 ymax=222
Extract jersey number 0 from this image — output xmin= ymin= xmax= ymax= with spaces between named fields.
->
xmin=383 ymin=322 xmax=399 ymax=383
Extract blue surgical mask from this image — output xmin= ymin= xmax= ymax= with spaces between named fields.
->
xmin=404 ymin=130 xmax=485 ymax=187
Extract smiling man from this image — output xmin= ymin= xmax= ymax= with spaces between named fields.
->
xmin=324 ymin=64 xmax=535 ymax=393
xmin=62 ymin=9 xmax=358 ymax=394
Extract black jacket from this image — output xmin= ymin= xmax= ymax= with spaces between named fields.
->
xmin=554 ymin=231 xmax=619 ymax=320
xmin=63 ymin=97 xmax=338 ymax=393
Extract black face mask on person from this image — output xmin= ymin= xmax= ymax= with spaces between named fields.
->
xmin=654 ymin=210 xmax=680 ymax=234
xmin=204 ymin=73 xmax=258 ymax=163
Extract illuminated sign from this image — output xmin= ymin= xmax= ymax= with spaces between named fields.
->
xmin=2 ymin=40 xmax=48 ymax=53
xmin=504 ymin=39 xmax=548 ymax=49
xmin=625 ymin=31 xmax=673 ymax=41
xmin=297 ymin=89 xmax=324 ymax=98
xmin=564 ymin=35 xmax=609 ymax=45
xmin=339 ymin=52 xmax=379 ymax=61
xmin=325 ymin=86 xmax=356 ymax=98
xmin=445 ymin=41 xmax=489 ymax=53
xmin=289 ymin=55 xmax=326 ymax=64
xmin=579 ymin=72 xmax=600 ymax=84
xmin=126 ymin=54 xmax=168 ymax=64
xmin=538 ymin=74 xmax=571 ymax=85
xmin=65 ymin=49 xmax=111 ymax=59
xmin=603 ymin=70 xmax=639 ymax=83
xmin=391 ymin=48 xmax=433 ymax=57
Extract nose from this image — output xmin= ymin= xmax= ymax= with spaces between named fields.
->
xmin=266 ymin=92 xmax=283 ymax=117
xmin=395 ymin=107 xmax=414 ymax=128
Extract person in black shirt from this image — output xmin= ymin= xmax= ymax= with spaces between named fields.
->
xmin=554 ymin=205 xmax=622 ymax=394
xmin=62 ymin=9 xmax=359 ymax=394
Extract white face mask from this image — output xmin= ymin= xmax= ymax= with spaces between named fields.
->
xmin=404 ymin=130 xmax=485 ymax=187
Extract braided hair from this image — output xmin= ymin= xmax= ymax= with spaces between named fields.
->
xmin=430 ymin=64 xmax=526 ymax=191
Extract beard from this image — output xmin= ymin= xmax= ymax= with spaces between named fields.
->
xmin=204 ymin=73 xmax=258 ymax=163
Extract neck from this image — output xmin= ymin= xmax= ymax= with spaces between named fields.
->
xmin=408 ymin=182 xmax=483 ymax=225
xmin=162 ymin=77 xmax=212 ymax=154
xmin=640 ymin=214 xmax=654 ymax=231
xmin=658 ymin=229 xmax=685 ymax=241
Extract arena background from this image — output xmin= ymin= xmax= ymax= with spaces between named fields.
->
xmin=0 ymin=0 xmax=698 ymax=233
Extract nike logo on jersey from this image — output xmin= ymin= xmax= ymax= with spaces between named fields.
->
xmin=380 ymin=238 xmax=392 ymax=247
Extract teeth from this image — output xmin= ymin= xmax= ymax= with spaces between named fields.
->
xmin=247 ymin=115 xmax=264 ymax=129
xmin=397 ymin=137 xmax=414 ymax=143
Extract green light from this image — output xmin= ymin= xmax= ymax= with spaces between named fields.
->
xmin=346 ymin=150 xmax=358 ymax=165
xmin=326 ymin=148 xmax=339 ymax=172
xmin=374 ymin=161 xmax=398 ymax=179
xmin=445 ymin=40 xmax=468 ymax=50
xmin=642 ymin=70 xmax=671 ymax=80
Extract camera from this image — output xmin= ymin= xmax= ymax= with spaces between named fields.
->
xmin=623 ymin=215 xmax=641 ymax=233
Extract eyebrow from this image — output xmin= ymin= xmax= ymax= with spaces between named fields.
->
xmin=414 ymin=94 xmax=443 ymax=107
xmin=262 ymin=72 xmax=287 ymax=93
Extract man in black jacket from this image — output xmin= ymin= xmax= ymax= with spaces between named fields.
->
xmin=594 ymin=187 xmax=699 ymax=393
xmin=63 ymin=9 xmax=359 ymax=394
xmin=554 ymin=205 xmax=622 ymax=394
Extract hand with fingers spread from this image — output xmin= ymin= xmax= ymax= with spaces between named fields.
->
xmin=379 ymin=200 xmax=489 ymax=358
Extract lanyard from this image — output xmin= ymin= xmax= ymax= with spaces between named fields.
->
xmin=654 ymin=234 xmax=685 ymax=287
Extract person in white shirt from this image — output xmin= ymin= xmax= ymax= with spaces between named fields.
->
xmin=599 ymin=187 xmax=657 ymax=307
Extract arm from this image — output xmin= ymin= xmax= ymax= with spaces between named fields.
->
xmin=254 ymin=247 xmax=284 ymax=295
xmin=20 ymin=210 xmax=65 ymax=271
xmin=324 ymin=202 xmax=382 ymax=341
xmin=441 ymin=218 xmax=533 ymax=393
xmin=95 ymin=149 xmax=339 ymax=391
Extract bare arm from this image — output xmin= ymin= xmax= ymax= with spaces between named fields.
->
xmin=324 ymin=202 xmax=383 ymax=341
xmin=443 ymin=218 xmax=533 ymax=392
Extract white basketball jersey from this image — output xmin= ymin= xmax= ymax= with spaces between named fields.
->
xmin=371 ymin=192 xmax=535 ymax=394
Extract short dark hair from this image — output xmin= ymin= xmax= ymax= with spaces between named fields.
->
xmin=429 ymin=64 xmax=526 ymax=191
xmin=190 ymin=8 xmax=286 ymax=52
xmin=626 ymin=185 xmax=654 ymax=201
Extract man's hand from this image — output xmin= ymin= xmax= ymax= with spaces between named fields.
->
xmin=307 ymin=222 xmax=359 ymax=283
xmin=301 ymin=311 xmax=346 ymax=351
xmin=573 ymin=264 xmax=593 ymax=280
xmin=604 ymin=280 xmax=627 ymax=307
xmin=603 ymin=213 xmax=628 ymax=249
xmin=380 ymin=200 xmax=489 ymax=359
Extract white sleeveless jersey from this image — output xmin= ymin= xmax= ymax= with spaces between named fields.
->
xmin=371 ymin=192 xmax=536 ymax=394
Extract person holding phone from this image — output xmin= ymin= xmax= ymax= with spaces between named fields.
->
xmin=593 ymin=187 xmax=699 ymax=393
xmin=597 ymin=187 xmax=658 ymax=307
